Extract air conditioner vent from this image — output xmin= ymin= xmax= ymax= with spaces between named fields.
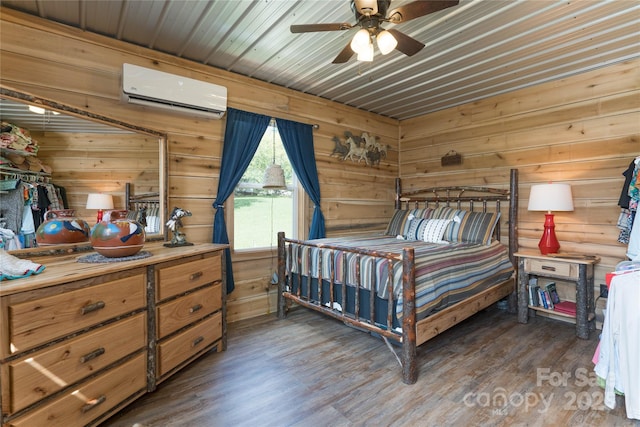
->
xmin=122 ymin=63 xmax=227 ymax=119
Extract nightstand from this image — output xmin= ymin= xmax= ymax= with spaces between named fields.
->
xmin=515 ymin=251 xmax=599 ymax=339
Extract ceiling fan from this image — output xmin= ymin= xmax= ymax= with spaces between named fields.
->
xmin=290 ymin=0 xmax=459 ymax=63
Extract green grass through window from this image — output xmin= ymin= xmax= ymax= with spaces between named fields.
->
xmin=234 ymin=195 xmax=292 ymax=249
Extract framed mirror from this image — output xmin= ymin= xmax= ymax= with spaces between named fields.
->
xmin=0 ymin=90 xmax=166 ymax=256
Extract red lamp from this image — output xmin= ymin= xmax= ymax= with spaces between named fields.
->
xmin=527 ymin=183 xmax=574 ymax=255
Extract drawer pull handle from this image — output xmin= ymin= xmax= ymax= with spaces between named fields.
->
xmin=81 ymin=301 xmax=106 ymax=315
xmin=190 ymin=304 xmax=203 ymax=313
xmin=192 ymin=336 xmax=204 ymax=347
xmin=80 ymin=347 xmax=105 ymax=364
xmin=81 ymin=395 xmax=106 ymax=413
xmin=541 ymin=265 xmax=556 ymax=272
xmin=190 ymin=271 xmax=204 ymax=281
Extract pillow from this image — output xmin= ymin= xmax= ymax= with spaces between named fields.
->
xmin=384 ymin=208 xmax=434 ymax=236
xmin=405 ymin=218 xmax=452 ymax=243
xmin=458 ymin=211 xmax=501 ymax=245
xmin=430 ymin=206 xmax=467 ymax=242
xmin=385 ymin=209 xmax=411 ymax=236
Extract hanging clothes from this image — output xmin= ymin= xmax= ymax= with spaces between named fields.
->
xmin=33 ymin=184 xmax=51 ymax=230
xmin=625 ymin=157 xmax=640 ymax=260
xmin=619 ymin=159 xmax=637 ymax=209
xmin=628 ymin=211 xmax=640 ymax=261
xmin=594 ymin=269 xmax=640 ymax=420
xmin=0 ymin=186 xmax=24 ymax=234
xmin=618 ymin=157 xmax=640 ymax=255
xmin=20 ymin=183 xmax=36 ymax=248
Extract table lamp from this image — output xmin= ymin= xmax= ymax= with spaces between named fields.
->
xmin=86 ymin=193 xmax=114 ymax=223
xmin=527 ymin=183 xmax=574 ymax=254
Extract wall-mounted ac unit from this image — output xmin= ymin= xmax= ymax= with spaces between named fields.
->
xmin=122 ymin=63 xmax=227 ymax=119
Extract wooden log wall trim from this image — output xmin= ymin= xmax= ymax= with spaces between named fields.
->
xmin=399 ymin=58 xmax=640 ymax=293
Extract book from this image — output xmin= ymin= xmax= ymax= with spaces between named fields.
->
xmin=529 ymin=285 xmax=540 ymax=306
xmin=542 ymin=290 xmax=554 ymax=309
xmin=545 ymin=282 xmax=560 ymax=304
xmin=538 ymin=288 xmax=548 ymax=308
xmin=528 ymin=277 xmax=539 ymax=306
xmin=554 ymin=301 xmax=577 ymax=316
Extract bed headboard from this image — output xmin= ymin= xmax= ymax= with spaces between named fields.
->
xmin=125 ymin=182 xmax=161 ymax=234
xmin=394 ymin=169 xmax=518 ymax=263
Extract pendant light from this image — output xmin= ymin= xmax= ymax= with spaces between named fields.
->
xmin=262 ymin=121 xmax=286 ymax=189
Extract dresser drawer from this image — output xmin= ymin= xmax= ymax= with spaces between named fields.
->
xmin=6 ymin=313 xmax=146 ymax=413
xmin=7 ymin=273 xmax=146 ymax=354
xmin=156 ymin=255 xmax=221 ymax=301
xmin=157 ymin=312 xmax=222 ymax=377
xmin=7 ymin=353 xmax=146 ymax=427
xmin=156 ymin=283 xmax=222 ymax=339
xmin=524 ymin=258 xmax=578 ymax=279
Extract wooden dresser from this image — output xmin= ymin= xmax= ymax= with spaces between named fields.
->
xmin=0 ymin=242 xmax=227 ymax=426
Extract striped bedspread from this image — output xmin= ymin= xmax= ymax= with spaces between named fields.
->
xmin=288 ymin=235 xmax=514 ymax=321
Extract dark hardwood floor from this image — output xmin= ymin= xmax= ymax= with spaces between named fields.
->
xmin=105 ymin=306 xmax=638 ymax=427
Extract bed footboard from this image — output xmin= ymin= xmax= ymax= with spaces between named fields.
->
xmin=277 ymin=232 xmax=419 ymax=384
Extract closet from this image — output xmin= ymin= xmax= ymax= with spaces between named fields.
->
xmin=591 ymin=156 xmax=640 ymax=420
xmin=0 ymin=140 xmax=62 ymax=250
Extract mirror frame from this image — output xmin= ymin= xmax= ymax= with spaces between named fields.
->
xmin=1 ymin=87 xmax=168 ymax=257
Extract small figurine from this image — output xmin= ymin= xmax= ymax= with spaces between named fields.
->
xmin=164 ymin=207 xmax=193 ymax=247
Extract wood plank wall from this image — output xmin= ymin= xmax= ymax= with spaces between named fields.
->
xmin=2 ymin=7 xmax=636 ymax=322
xmin=399 ymin=59 xmax=640 ymax=290
xmin=0 ymin=8 xmax=398 ymax=322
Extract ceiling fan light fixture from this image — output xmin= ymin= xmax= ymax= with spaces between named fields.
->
xmin=291 ymin=0 xmax=459 ymax=64
xmin=350 ymin=28 xmax=371 ymax=54
xmin=376 ymin=30 xmax=397 ymax=55
xmin=356 ymin=40 xmax=374 ymax=62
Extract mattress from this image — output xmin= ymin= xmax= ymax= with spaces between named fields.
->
xmin=288 ymin=235 xmax=514 ymax=322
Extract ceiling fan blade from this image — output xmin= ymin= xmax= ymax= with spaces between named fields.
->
xmin=332 ymin=43 xmax=355 ymax=64
xmin=387 ymin=0 xmax=459 ymax=24
xmin=387 ymin=29 xmax=425 ymax=57
xmin=290 ymin=23 xmax=353 ymax=33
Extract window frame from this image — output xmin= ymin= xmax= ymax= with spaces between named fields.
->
xmin=227 ymin=124 xmax=306 ymax=255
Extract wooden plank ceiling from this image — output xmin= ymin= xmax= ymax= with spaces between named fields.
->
xmin=1 ymin=0 xmax=639 ymax=121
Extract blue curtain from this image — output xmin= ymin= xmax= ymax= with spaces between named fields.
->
xmin=276 ymin=118 xmax=325 ymax=239
xmin=213 ymin=108 xmax=271 ymax=294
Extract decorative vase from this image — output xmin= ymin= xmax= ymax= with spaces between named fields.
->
xmin=35 ymin=209 xmax=91 ymax=246
xmin=90 ymin=210 xmax=146 ymax=257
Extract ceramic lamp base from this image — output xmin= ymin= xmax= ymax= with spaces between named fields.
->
xmin=538 ymin=213 xmax=560 ymax=255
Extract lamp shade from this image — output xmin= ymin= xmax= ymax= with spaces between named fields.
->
xmin=527 ymin=183 xmax=574 ymax=212
xmin=350 ymin=29 xmax=371 ymax=54
xmin=86 ymin=193 xmax=114 ymax=210
xmin=356 ymin=40 xmax=374 ymax=62
xmin=377 ymin=30 xmax=397 ymax=55
xmin=263 ymin=164 xmax=286 ymax=189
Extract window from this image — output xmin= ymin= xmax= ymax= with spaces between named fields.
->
xmin=233 ymin=120 xmax=297 ymax=250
